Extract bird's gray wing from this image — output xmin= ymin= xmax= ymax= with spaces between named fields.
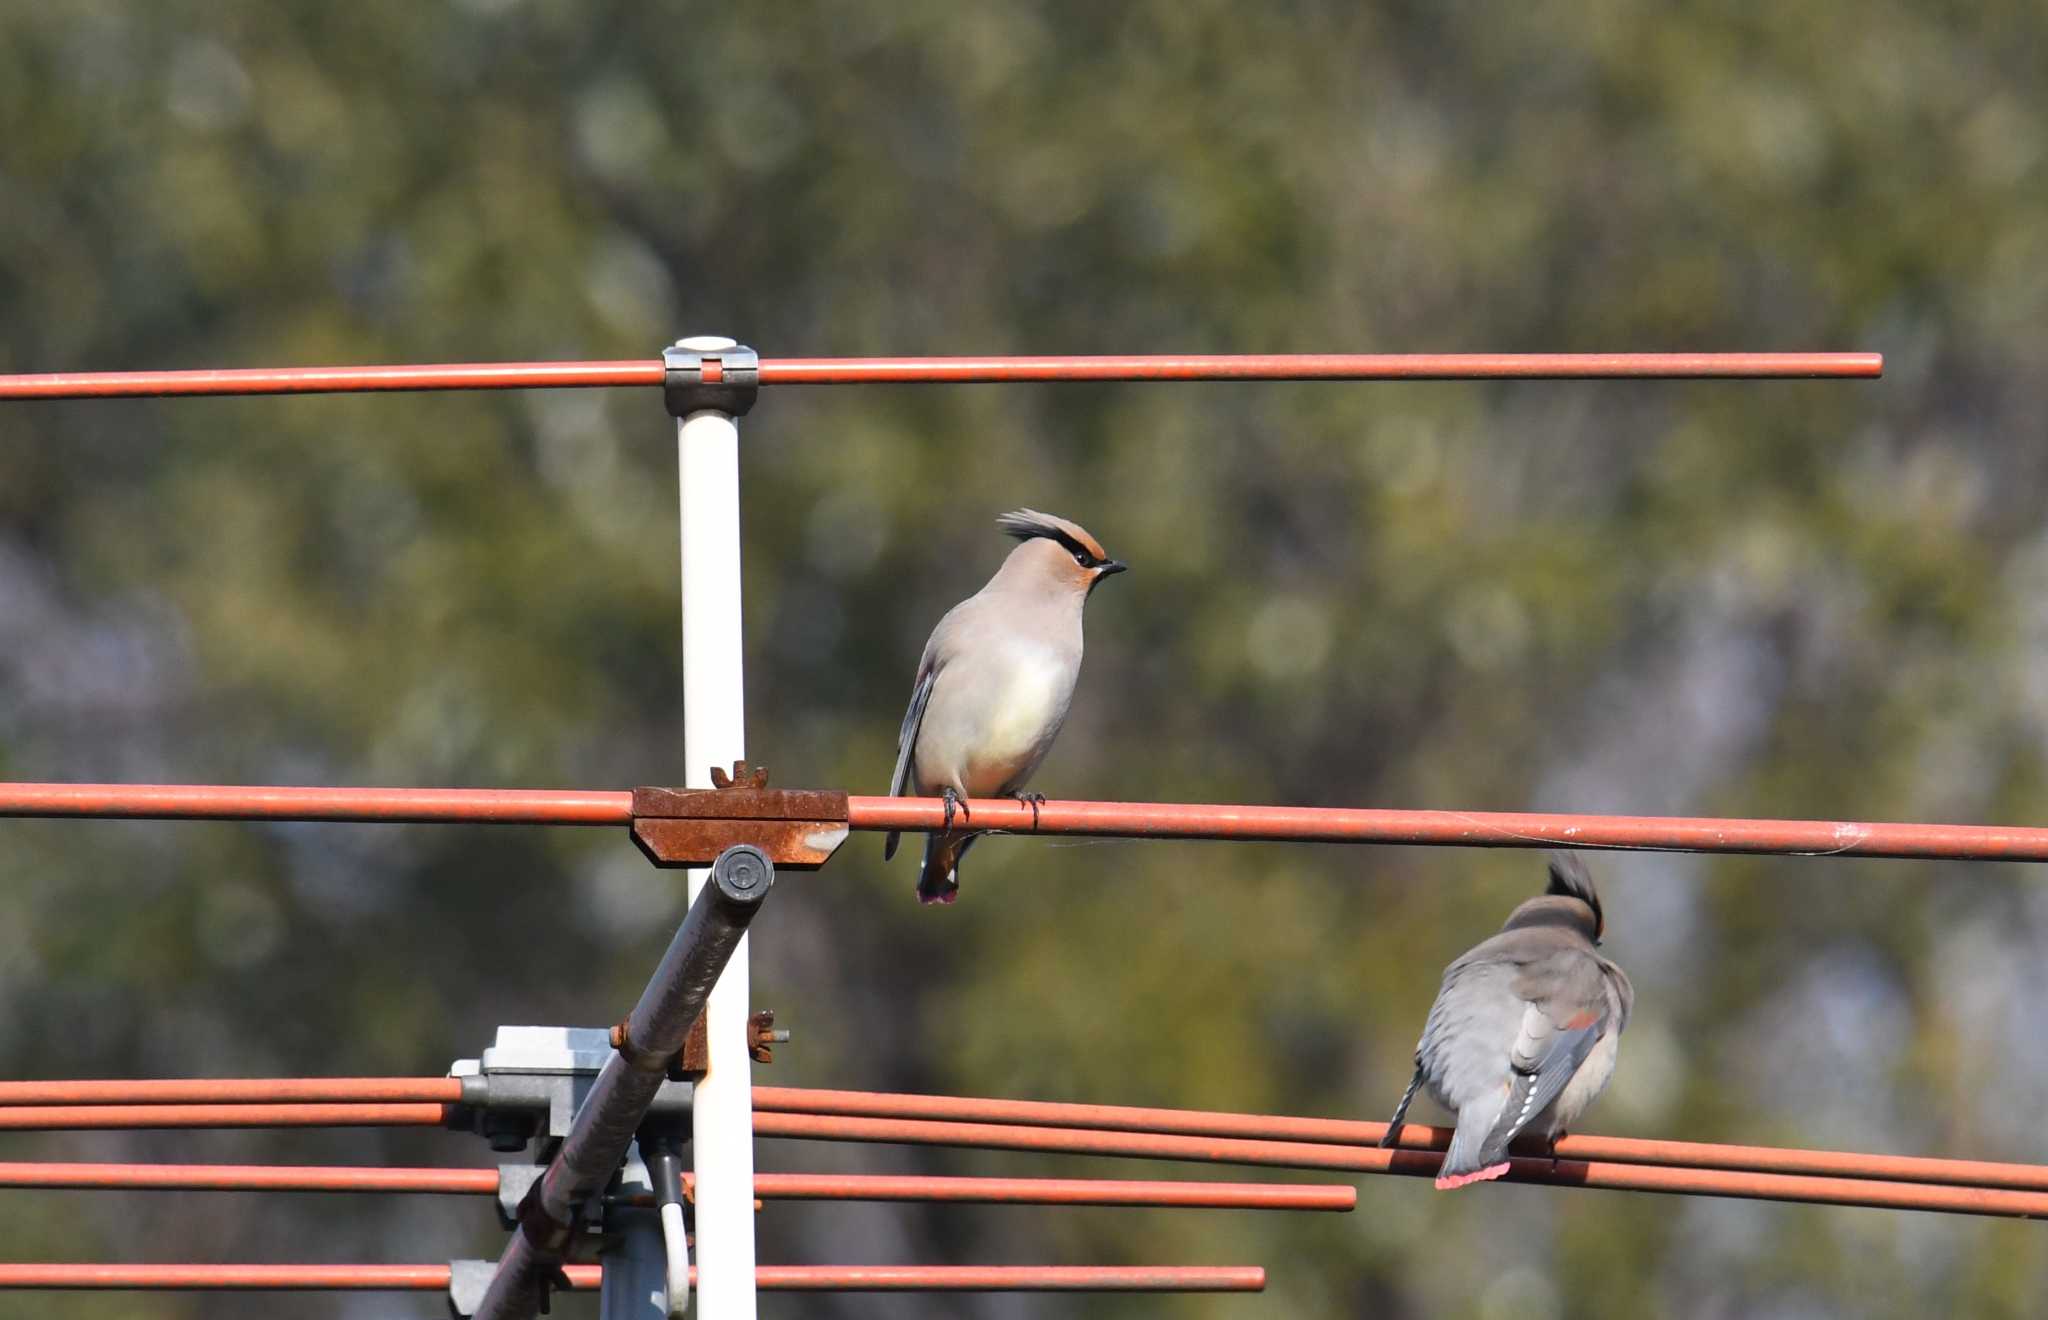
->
xmin=1412 ymin=956 xmax=1523 ymax=1174
xmin=1415 ymin=955 xmax=1525 ymax=1109
xmin=883 ymin=652 xmax=940 ymax=861
xmin=1473 ymin=956 xmax=1612 ymax=1165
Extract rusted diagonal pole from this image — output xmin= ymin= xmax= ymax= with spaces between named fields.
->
xmin=475 ymin=844 xmax=773 ymax=1320
xmin=0 ymin=352 xmax=1881 ymax=400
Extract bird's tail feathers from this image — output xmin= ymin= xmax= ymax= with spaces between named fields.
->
xmin=917 ymin=833 xmax=978 ymax=905
xmin=884 ymin=831 xmax=901 ymax=861
xmin=1435 ymin=1161 xmax=1511 ymax=1190
xmin=1435 ymin=1103 xmax=1509 ymax=1191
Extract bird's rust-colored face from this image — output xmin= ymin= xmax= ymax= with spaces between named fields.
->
xmin=996 ymin=509 xmax=1127 ymax=592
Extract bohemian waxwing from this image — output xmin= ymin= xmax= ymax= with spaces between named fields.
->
xmin=884 ymin=510 xmax=1126 ymax=904
xmin=1380 ymin=852 xmax=1634 ymax=1189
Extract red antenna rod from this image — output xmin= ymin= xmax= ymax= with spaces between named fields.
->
xmin=0 ymin=1162 xmax=1352 ymax=1210
xmin=5 ymin=781 xmax=2048 ymax=862
xmin=12 ymin=1101 xmax=2041 ymax=1215
xmin=0 ymin=782 xmax=631 ymax=825
xmin=847 ymin=795 xmax=2048 ymax=861
xmin=0 ymin=351 xmax=1881 ymax=400
xmin=0 ymin=1103 xmax=449 ymax=1130
xmin=754 ymin=1112 xmax=2048 ymax=1220
xmin=757 ymin=1086 xmax=2048 ymax=1194
xmin=10 ymin=1079 xmax=2039 ymax=1197
xmin=0 ymin=1162 xmax=497 ymax=1195
xmin=12 ymin=1079 xmax=2046 ymax=1213
xmin=0 ymin=1263 xmax=1264 ymax=1293
xmin=0 ymin=1077 xmax=464 ymax=1105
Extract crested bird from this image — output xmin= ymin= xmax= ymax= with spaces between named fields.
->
xmin=1380 ymin=852 xmax=1633 ymax=1189
xmin=884 ymin=509 xmax=1126 ymax=904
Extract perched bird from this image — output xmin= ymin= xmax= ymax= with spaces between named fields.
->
xmin=884 ymin=510 xmax=1126 ymax=904
xmin=1380 ymin=852 xmax=1633 ymax=1189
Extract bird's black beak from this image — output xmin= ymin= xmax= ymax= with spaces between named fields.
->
xmin=1096 ymin=560 xmax=1128 ymax=578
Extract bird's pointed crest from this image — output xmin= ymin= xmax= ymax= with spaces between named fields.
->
xmin=996 ymin=509 xmax=1110 ymax=564
xmin=1546 ymin=851 xmax=1604 ymax=940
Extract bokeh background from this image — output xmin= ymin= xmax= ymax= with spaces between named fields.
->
xmin=3 ymin=2 xmax=2047 ymax=1316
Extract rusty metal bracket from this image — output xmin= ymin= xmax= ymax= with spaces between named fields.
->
xmin=673 ymin=1015 xmax=710 ymax=1079
xmin=607 ymin=1018 xmax=672 ymax=1076
xmin=631 ymin=762 xmax=849 ymax=870
xmin=747 ymin=1009 xmax=788 ymax=1064
xmin=662 ymin=1008 xmax=787 ymax=1079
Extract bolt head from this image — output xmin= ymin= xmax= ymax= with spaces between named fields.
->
xmin=717 ymin=844 xmax=771 ymax=894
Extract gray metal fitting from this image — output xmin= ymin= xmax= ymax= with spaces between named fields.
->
xmin=448 ymin=1258 xmax=498 ymax=1317
xmin=663 ymin=336 xmax=758 ymax=418
xmin=447 ymin=1026 xmax=694 ymax=1155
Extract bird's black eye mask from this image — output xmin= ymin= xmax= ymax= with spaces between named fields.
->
xmin=998 ymin=513 xmax=1106 ymax=567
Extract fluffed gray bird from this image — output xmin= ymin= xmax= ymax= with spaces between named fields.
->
xmin=1380 ymin=852 xmax=1633 ymax=1189
xmin=884 ymin=510 xmax=1126 ymax=905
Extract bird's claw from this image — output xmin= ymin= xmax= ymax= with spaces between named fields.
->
xmin=941 ymin=786 xmax=970 ymax=833
xmin=1012 ymin=791 xmax=1045 ymax=830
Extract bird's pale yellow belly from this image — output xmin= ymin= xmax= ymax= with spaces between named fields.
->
xmin=958 ymin=654 xmax=1074 ymax=792
xmin=913 ymin=634 xmax=1081 ymax=798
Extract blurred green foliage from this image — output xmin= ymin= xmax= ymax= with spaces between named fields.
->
xmin=1 ymin=1 xmax=2046 ymax=1316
